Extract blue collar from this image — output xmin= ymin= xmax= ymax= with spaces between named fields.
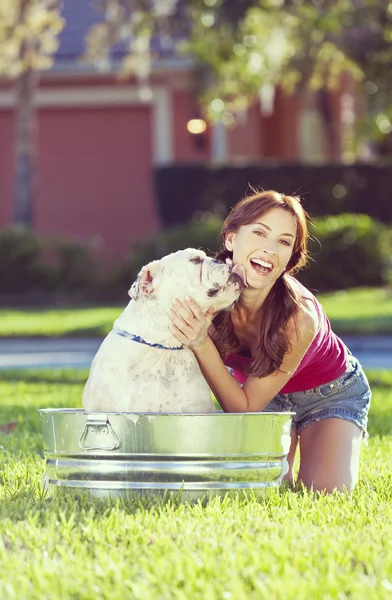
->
xmin=113 ymin=327 xmax=184 ymax=351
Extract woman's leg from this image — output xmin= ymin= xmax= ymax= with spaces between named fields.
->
xmin=283 ymin=429 xmax=299 ymax=483
xmin=297 ymin=418 xmax=363 ymax=493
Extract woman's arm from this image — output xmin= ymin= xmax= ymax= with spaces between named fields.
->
xmin=168 ymin=297 xmax=318 ymax=412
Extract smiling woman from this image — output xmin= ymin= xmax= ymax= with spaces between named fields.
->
xmin=168 ymin=189 xmax=372 ymax=494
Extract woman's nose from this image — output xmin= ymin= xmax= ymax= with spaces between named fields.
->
xmin=262 ymin=247 xmax=276 ymax=256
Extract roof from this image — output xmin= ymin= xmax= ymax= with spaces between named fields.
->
xmin=55 ymin=0 xmax=181 ymax=68
xmin=56 ymin=0 xmax=101 ymax=63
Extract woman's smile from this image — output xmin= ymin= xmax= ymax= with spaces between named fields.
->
xmin=249 ymin=256 xmax=274 ymax=276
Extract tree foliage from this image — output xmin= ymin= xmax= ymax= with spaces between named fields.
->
xmin=83 ymin=0 xmax=178 ymax=82
xmin=181 ymin=0 xmax=392 ymax=128
xmin=0 ymin=0 xmax=64 ymax=77
xmin=85 ymin=0 xmax=392 ymax=145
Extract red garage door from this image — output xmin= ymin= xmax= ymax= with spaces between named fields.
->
xmin=37 ymin=105 xmax=159 ymax=260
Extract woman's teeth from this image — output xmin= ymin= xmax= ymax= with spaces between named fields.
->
xmin=250 ymin=258 xmax=273 ymax=274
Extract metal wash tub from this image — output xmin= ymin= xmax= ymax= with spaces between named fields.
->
xmin=38 ymin=409 xmax=294 ymax=501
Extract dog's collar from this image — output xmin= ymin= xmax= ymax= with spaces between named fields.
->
xmin=113 ymin=327 xmax=184 ymax=350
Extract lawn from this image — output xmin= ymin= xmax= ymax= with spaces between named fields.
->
xmin=318 ymin=287 xmax=392 ymax=335
xmin=1 ymin=287 xmax=392 ymax=338
xmin=0 ymin=368 xmax=391 ymax=599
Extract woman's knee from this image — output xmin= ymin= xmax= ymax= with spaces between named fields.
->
xmin=297 ymin=417 xmax=363 ymax=493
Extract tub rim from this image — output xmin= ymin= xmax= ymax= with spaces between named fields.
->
xmin=38 ymin=408 xmax=295 ymax=417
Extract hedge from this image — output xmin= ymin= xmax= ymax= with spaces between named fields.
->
xmin=125 ymin=212 xmax=392 ymax=294
xmin=1 ymin=211 xmax=391 ymax=305
xmin=154 ymin=163 xmax=392 ymax=227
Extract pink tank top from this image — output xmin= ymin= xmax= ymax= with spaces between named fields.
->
xmin=224 ymin=277 xmax=348 ymax=394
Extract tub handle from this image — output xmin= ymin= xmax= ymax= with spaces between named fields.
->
xmin=79 ymin=415 xmax=120 ymax=451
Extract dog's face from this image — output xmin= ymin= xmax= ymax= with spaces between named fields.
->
xmin=129 ymin=248 xmax=244 ymax=313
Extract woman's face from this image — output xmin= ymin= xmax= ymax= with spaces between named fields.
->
xmin=225 ymin=207 xmax=297 ymax=290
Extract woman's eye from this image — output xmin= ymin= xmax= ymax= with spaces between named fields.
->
xmin=254 ymin=230 xmax=265 ymax=236
xmin=280 ymin=240 xmax=291 ymax=246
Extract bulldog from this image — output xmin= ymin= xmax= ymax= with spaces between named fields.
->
xmin=82 ymin=248 xmax=244 ymax=413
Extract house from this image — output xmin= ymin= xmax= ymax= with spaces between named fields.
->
xmin=0 ymin=0 xmax=348 ymax=260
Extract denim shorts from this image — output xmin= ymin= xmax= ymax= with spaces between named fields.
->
xmin=227 ymin=354 xmax=371 ymax=439
xmin=263 ymin=354 xmax=371 ymax=439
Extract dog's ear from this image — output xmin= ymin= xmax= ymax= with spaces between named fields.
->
xmin=128 ymin=263 xmax=160 ymax=300
xmin=128 ymin=275 xmax=141 ymax=300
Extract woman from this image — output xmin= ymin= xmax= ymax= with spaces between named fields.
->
xmin=168 ymin=190 xmax=371 ymax=493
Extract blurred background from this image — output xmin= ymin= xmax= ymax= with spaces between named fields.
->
xmin=1 ymin=0 xmax=392 ymax=305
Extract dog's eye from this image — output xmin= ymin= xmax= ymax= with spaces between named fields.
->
xmin=190 ymin=256 xmax=203 ymax=264
xmin=207 ymin=288 xmax=219 ymax=297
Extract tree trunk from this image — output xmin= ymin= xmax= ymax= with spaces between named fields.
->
xmin=13 ymin=68 xmax=39 ymax=226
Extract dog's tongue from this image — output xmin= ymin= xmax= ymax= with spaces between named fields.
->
xmin=232 ymin=263 xmax=247 ymax=287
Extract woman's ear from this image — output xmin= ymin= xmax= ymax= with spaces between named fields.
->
xmin=225 ymin=232 xmax=235 ymax=252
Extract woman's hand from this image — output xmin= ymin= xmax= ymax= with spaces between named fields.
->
xmin=168 ymin=296 xmax=214 ymax=349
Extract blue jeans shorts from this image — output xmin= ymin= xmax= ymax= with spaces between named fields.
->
xmin=228 ymin=354 xmax=371 ymax=439
xmin=263 ymin=354 xmax=371 ymax=439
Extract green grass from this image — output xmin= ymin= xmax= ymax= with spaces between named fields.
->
xmin=0 ymin=368 xmax=391 ymax=599
xmin=1 ymin=286 xmax=392 ymax=338
xmin=0 ymin=307 xmax=122 ymax=338
xmin=318 ymin=287 xmax=392 ymax=334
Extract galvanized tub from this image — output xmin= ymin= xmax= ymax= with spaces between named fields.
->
xmin=38 ymin=409 xmax=294 ymax=501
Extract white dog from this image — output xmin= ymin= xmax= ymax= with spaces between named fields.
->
xmin=82 ymin=248 xmax=244 ymax=413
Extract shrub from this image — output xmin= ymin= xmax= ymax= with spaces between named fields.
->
xmin=127 ymin=212 xmax=392 ymax=294
xmin=1 ymin=212 xmax=390 ymax=304
xmin=0 ymin=226 xmax=43 ymax=293
xmin=0 ymin=227 xmax=102 ymax=302
xmin=47 ymin=238 xmax=99 ymax=292
xmin=298 ymin=213 xmax=392 ymax=292
xmin=126 ymin=211 xmax=224 ymax=280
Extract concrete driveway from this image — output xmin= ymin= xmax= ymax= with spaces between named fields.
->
xmin=0 ymin=338 xmax=101 ymax=369
xmin=0 ymin=336 xmax=391 ymax=370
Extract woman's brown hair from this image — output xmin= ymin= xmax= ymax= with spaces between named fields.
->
xmin=213 ymin=189 xmax=310 ymax=378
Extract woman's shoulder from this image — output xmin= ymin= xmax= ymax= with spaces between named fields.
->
xmin=287 ymin=291 xmax=319 ymax=344
xmin=285 ymin=275 xmax=315 ymax=301
xmin=296 ymin=299 xmax=319 ymax=329
xmin=285 ymin=276 xmax=319 ymax=323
